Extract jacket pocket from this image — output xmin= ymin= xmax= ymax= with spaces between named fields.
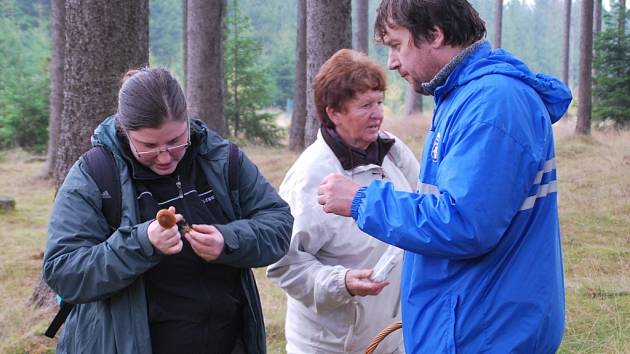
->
xmin=343 ymin=301 xmax=361 ymax=352
xmin=447 ymin=294 xmax=460 ymax=354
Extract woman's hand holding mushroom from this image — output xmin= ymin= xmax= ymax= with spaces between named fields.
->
xmin=148 ymin=206 xmax=184 ymax=255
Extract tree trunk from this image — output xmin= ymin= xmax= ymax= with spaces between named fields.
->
xmin=232 ymin=0 xmax=240 ymax=136
xmin=39 ymin=0 xmax=65 ymax=179
xmin=493 ymin=0 xmax=503 ymax=49
xmin=592 ymin=0 xmax=602 ymax=87
xmin=403 ymin=86 xmax=423 ymax=116
xmin=619 ymin=0 xmax=626 ymax=38
xmin=53 ymin=0 xmax=149 ymax=189
xmin=593 ymin=0 xmax=602 ymax=34
xmin=562 ymin=0 xmax=571 ymax=85
xmin=35 ymin=0 xmax=149 ymax=309
xmin=355 ymin=0 xmax=369 ymax=54
xmin=304 ymin=0 xmax=352 ymax=146
xmin=186 ymin=0 xmax=226 ymax=137
xmin=182 ymin=0 xmax=188 ymax=91
xmin=288 ymin=0 xmax=307 ymax=151
xmin=576 ymin=0 xmax=594 ymax=135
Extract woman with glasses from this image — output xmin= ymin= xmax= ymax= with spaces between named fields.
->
xmin=43 ymin=67 xmax=293 ymax=354
xmin=267 ymin=49 xmax=418 ymax=353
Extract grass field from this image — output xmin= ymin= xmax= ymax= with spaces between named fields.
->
xmin=0 ymin=115 xmax=628 ymax=353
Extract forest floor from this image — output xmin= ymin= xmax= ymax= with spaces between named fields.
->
xmin=0 ymin=114 xmax=628 ymax=353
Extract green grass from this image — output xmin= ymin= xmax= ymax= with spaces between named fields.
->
xmin=0 ymin=152 xmax=57 ymax=354
xmin=0 ymin=116 xmax=628 ymax=353
xmin=553 ymin=125 xmax=630 ymax=354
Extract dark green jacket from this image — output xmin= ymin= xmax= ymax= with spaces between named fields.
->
xmin=43 ymin=117 xmax=292 ymax=353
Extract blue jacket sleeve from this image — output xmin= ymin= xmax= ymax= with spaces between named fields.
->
xmin=353 ymin=122 xmax=539 ymax=259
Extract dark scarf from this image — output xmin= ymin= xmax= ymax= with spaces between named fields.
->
xmin=418 ymin=40 xmax=486 ymax=96
xmin=321 ymin=126 xmax=394 ymax=171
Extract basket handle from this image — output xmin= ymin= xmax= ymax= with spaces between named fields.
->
xmin=364 ymin=320 xmax=403 ymax=354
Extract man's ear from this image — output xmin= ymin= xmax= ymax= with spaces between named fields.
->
xmin=325 ymin=106 xmax=340 ymax=125
xmin=429 ymin=26 xmax=445 ymax=48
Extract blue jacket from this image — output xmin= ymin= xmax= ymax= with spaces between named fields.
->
xmin=44 ymin=117 xmax=292 ymax=353
xmin=351 ymin=42 xmax=571 ymax=353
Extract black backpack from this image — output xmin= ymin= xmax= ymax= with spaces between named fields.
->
xmin=45 ymin=142 xmax=240 ymax=338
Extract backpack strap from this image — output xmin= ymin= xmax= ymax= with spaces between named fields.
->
xmin=44 ymin=301 xmax=73 ymax=338
xmin=82 ymin=146 xmax=122 ymax=230
xmin=227 ymin=142 xmax=241 ymax=219
xmin=228 ymin=142 xmax=240 ymax=192
xmin=44 ymin=146 xmax=121 ymax=338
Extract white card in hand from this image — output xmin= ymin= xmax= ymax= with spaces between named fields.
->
xmin=370 ymin=245 xmax=403 ymax=282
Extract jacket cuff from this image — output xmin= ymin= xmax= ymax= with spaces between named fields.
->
xmin=214 ymin=224 xmax=239 ymax=256
xmin=135 ymin=220 xmax=156 ymax=257
xmin=351 ymin=186 xmax=368 ymax=220
xmin=339 ymin=269 xmax=353 ymax=298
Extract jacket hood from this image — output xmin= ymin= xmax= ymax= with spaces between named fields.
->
xmin=436 ymin=41 xmax=572 ymax=124
xmin=91 ymin=116 xmax=124 ymax=153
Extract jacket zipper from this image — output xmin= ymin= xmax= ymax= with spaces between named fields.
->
xmin=175 ymin=175 xmax=192 ymax=224
xmin=175 ymin=175 xmax=184 ymax=199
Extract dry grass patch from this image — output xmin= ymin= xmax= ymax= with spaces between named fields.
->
xmin=0 ymin=150 xmax=57 ymax=353
xmin=555 ymin=123 xmax=630 ymax=353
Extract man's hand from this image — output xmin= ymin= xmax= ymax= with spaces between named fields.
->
xmin=317 ymin=173 xmax=361 ymax=217
xmin=345 ymin=269 xmax=389 ymax=296
xmin=184 ymin=224 xmax=225 ymax=262
xmin=148 ymin=206 xmax=184 ymax=255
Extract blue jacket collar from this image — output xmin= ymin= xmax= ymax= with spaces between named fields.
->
xmin=433 ymin=41 xmax=572 ymax=123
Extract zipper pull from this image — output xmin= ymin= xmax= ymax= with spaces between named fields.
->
xmin=176 ymin=175 xmax=183 ymax=198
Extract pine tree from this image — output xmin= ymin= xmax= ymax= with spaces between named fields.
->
xmin=304 ymin=0 xmax=352 ymax=146
xmin=592 ymin=2 xmax=630 ymax=125
xmin=40 ymin=0 xmax=64 ymax=178
xmin=224 ymin=0 xmax=282 ymax=145
xmin=493 ymin=0 xmax=503 ymax=48
xmin=54 ymin=0 xmax=149 ymax=188
xmin=355 ymin=0 xmax=369 ymax=54
xmin=0 ymin=1 xmax=50 ymax=152
xmin=186 ymin=0 xmax=226 ymax=136
xmin=288 ymin=0 xmax=307 ymax=151
xmin=576 ymin=0 xmax=594 ymax=135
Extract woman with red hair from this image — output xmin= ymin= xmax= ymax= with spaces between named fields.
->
xmin=267 ymin=49 xmax=418 ymax=354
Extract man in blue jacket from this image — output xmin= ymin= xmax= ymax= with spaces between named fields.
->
xmin=317 ymin=0 xmax=572 ymax=353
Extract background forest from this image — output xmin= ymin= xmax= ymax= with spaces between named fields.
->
xmin=0 ymin=0 xmax=629 ymax=353
xmin=1 ymin=0 xmax=629 ymax=154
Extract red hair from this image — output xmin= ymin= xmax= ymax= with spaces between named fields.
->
xmin=313 ymin=49 xmax=387 ymax=128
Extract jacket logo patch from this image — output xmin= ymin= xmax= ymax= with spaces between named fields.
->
xmin=431 ymin=132 xmax=441 ymax=162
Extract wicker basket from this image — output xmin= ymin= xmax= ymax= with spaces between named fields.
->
xmin=364 ymin=321 xmax=403 ymax=354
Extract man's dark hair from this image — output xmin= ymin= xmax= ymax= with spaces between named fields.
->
xmin=374 ymin=0 xmax=486 ymax=47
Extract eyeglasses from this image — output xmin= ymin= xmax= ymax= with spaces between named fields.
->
xmin=124 ymin=120 xmax=191 ymax=160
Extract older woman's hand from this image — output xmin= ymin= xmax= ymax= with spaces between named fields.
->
xmin=345 ymin=269 xmax=389 ymax=296
xmin=318 ymin=173 xmax=361 ymax=217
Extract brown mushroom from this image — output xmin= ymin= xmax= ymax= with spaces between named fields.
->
xmin=156 ymin=209 xmax=177 ymax=228
xmin=156 ymin=208 xmax=192 ymax=233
